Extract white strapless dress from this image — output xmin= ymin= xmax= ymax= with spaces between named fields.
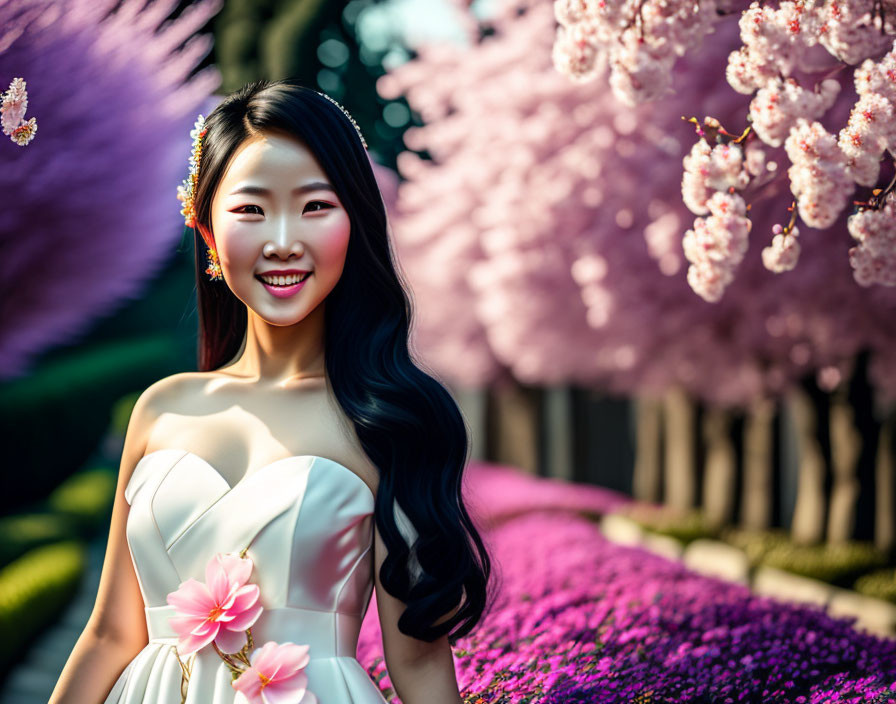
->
xmin=103 ymin=448 xmax=389 ymax=703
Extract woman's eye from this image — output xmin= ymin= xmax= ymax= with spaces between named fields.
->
xmin=232 ymin=202 xmax=333 ymax=215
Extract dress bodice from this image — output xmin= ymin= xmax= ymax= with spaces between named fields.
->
xmin=105 ymin=448 xmax=387 ymax=703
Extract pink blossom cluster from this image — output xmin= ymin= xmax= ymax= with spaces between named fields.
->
xmin=784 ymin=118 xmax=856 ymax=229
xmin=761 ymin=223 xmax=802 ymax=273
xmin=848 ymin=191 xmax=896 ymax=287
xmin=553 ymin=0 xmax=896 ymax=296
xmin=682 ymin=191 xmax=753 ymax=302
xmin=552 ymin=0 xmax=723 ymax=106
xmin=380 ymin=0 xmax=896 ymax=405
xmin=749 ymin=77 xmax=841 ymax=148
xmin=681 ymin=140 xmax=751 ymax=215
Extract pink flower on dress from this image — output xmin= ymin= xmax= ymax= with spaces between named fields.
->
xmin=232 ymin=641 xmax=318 ymax=704
xmin=166 ymin=552 xmax=263 ymax=657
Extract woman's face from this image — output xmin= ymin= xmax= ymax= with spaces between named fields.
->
xmin=208 ymin=130 xmax=351 ymax=326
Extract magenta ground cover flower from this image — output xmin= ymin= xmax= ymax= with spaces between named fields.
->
xmin=356 ymin=464 xmax=896 ymax=702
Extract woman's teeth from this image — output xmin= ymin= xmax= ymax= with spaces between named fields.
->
xmin=258 ymin=273 xmax=311 ymax=286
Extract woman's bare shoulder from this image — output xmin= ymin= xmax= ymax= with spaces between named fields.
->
xmin=132 ymin=372 xmax=207 ymax=422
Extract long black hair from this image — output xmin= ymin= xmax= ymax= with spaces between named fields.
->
xmin=189 ymin=78 xmax=493 ymax=643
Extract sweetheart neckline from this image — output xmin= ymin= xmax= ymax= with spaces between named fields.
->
xmin=135 ymin=448 xmax=376 ymax=504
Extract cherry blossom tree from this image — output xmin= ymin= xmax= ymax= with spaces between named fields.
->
xmin=380 ymin=0 xmax=896 ymax=545
xmin=552 ymin=0 xmax=896 ymax=299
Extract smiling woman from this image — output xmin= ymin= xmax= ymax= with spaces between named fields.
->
xmin=51 ymin=79 xmax=493 ymax=704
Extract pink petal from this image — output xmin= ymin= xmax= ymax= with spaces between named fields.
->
xmin=220 ymin=552 xmax=254 ymax=584
xmin=206 ymin=555 xmax=232 ymax=602
xmin=176 ymin=624 xmax=219 ymax=657
xmin=214 ymin=626 xmax=248 ymax=654
xmin=249 ymin=641 xmax=280 ymax=669
xmin=261 ymin=671 xmax=309 ymax=704
xmin=232 ymin=667 xmax=264 ymax=702
xmin=269 ymin=643 xmax=311 ymax=680
xmin=167 ymin=614 xmax=206 ymax=638
xmin=166 ymin=579 xmax=213 ymax=616
xmin=190 ymin=618 xmax=220 ymax=637
xmin=226 ymin=600 xmax=263 ymax=631
xmin=230 ymin=583 xmax=261 ymax=613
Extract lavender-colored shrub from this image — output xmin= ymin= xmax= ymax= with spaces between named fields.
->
xmin=0 ymin=0 xmax=223 ymax=379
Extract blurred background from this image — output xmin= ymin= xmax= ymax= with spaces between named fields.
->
xmin=2 ymin=0 xmax=896 ymax=701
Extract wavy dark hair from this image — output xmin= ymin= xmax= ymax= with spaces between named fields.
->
xmin=188 ymin=78 xmax=494 ymax=643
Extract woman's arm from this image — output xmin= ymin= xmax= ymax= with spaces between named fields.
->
xmin=48 ymin=380 xmax=166 ymax=703
xmin=373 ymin=523 xmax=464 ymax=704
xmin=48 ymin=628 xmax=145 ymax=704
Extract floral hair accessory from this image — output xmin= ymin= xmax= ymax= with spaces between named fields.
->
xmin=175 ymin=114 xmax=223 ymax=281
xmin=1 ymin=77 xmax=37 ymax=146
xmin=176 ymin=114 xmax=207 ymax=230
xmin=166 ymin=547 xmax=316 ymax=704
xmin=316 ymin=91 xmax=367 ymax=150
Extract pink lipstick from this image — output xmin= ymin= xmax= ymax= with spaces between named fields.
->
xmin=256 ymin=273 xmax=311 ymax=298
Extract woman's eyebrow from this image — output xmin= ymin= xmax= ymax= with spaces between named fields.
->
xmin=227 ymin=181 xmax=335 ymax=196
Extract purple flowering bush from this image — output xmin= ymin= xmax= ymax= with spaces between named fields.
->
xmin=357 ymin=463 xmax=896 ymax=702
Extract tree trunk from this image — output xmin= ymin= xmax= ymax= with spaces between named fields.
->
xmin=788 ymin=384 xmax=829 ymax=546
xmin=486 ymin=376 xmax=541 ymax=476
xmin=741 ymin=397 xmax=775 ymax=531
xmin=663 ymin=386 xmax=696 ymax=511
xmin=827 ymin=386 xmax=862 ymax=543
xmin=542 ymin=385 xmax=573 ymax=480
xmin=845 ymin=349 xmax=879 ymax=542
xmin=702 ymin=406 xmax=736 ymax=530
xmin=633 ymin=395 xmax=663 ymax=503
xmin=876 ymin=410 xmax=896 ymax=552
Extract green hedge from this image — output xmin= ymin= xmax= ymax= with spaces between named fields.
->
xmin=0 ymin=513 xmax=76 ymax=569
xmin=760 ymin=541 xmax=888 ymax=587
xmin=721 ymin=528 xmax=792 ymax=564
xmin=110 ymin=391 xmax=142 ymax=439
xmin=619 ymin=504 xmax=718 ymax=545
xmin=46 ymin=467 xmax=117 ymax=536
xmin=0 ymin=541 xmax=86 ymax=664
xmin=853 ymin=568 xmax=896 ymax=604
xmin=722 ymin=528 xmax=889 ymax=587
xmin=0 ymin=333 xmax=188 ymax=514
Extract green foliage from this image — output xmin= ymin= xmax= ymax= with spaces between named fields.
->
xmin=721 ymin=527 xmax=792 ymax=565
xmin=723 ymin=528 xmax=888 ymax=587
xmin=0 ymin=332 xmax=187 ymax=513
xmin=854 ymin=568 xmax=896 ymax=604
xmin=110 ymin=391 xmax=141 ymax=440
xmin=46 ymin=468 xmax=117 ymax=536
xmin=0 ymin=541 xmax=86 ymax=663
xmin=761 ymin=541 xmax=888 ymax=586
xmin=0 ymin=513 xmax=76 ymax=569
xmin=620 ymin=504 xmax=718 ymax=545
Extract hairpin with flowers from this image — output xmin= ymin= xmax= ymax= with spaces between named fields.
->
xmin=176 ymin=114 xmax=223 ymax=281
xmin=2 ymin=77 xmax=37 ymax=146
